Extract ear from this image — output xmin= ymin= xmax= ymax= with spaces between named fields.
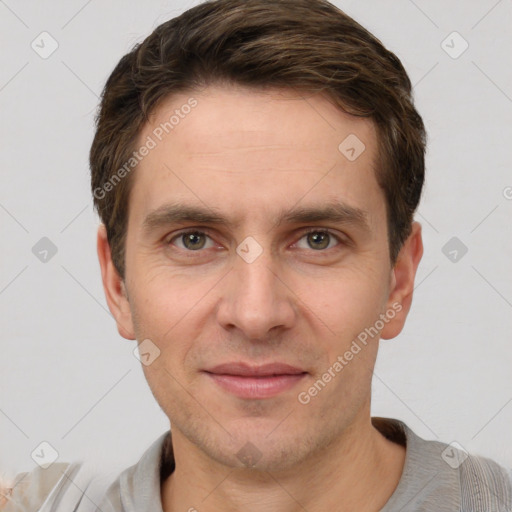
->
xmin=97 ymin=224 xmax=136 ymax=340
xmin=381 ymin=221 xmax=423 ymax=340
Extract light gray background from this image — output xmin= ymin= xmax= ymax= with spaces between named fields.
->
xmin=1 ymin=0 xmax=511 ymax=480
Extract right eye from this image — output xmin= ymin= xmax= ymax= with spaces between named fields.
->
xmin=168 ymin=230 xmax=216 ymax=251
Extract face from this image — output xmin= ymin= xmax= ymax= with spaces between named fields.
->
xmin=99 ymin=84 xmax=422 ymax=471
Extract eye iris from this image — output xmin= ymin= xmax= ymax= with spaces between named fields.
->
xmin=307 ymin=232 xmax=329 ymax=250
xmin=183 ymin=232 xmax=206 ymax=250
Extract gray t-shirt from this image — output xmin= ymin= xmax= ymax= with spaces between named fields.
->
xmin=4 ymin=417 xmax=512 ymax=511
xmin=97 ymin=417 xmax=512 ymax=512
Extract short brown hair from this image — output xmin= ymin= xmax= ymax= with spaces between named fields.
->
xmin=90 ymin=0 xmax=426 ymax=278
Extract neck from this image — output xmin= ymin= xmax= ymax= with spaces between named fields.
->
xmin=161 ymin=415 xmax=405 ymax=512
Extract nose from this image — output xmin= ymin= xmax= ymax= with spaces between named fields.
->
xmin=216 ymin=245 xmax=296 ymax=341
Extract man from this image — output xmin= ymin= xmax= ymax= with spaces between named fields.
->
xmin=3 ymin=0 xmax=510 ymax=511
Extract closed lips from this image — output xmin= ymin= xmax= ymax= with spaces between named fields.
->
xmin=204 ymin=362 xmax=307 ymax=377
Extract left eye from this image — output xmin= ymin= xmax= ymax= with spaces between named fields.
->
xmin=295 ymin=230 xmax=340 ymax=251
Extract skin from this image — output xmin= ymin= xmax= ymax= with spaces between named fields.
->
xmin=98 ymin=84 xmax=423 ymax=511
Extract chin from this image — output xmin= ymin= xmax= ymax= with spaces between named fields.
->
xmin=194 ymin=419 xmax=316 ymax=472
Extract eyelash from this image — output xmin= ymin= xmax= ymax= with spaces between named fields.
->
xmin=166 ymin=228 xmax=345 ymax=253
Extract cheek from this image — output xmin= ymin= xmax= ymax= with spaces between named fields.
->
xmin=299 ymin=275 xmax=384 ymax=403
xmin=300 ymin=266 xmax=389 ymax=338
xmin=129 ymin=263 xmax=204 ymax=330
xmin=128 ymin=268 xmax=221 ymax=374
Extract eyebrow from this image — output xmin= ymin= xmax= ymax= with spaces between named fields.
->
xmin=142 ymin=201 xmax=370 ymax=234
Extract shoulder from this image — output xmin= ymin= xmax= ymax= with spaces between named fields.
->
xmin=459 ymin=450 xmax=512 ymax=511
xmin=411 ymin=432 xmax=512 ymax=510
xmin=405 ymin=422 xmax=512 ymax=511
xmin=374 ymin=417 xmax=512 ymax=512
xmin=97 ymin=430 xmax=171 ymax=511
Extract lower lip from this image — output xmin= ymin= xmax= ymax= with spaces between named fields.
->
xmin=205 ymin=372 xmax=307 ymax=399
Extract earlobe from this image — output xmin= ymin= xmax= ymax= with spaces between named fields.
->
xmin=97 ymin=225 xmax=136 ymax=340
xmin=381 ymin=221 xmax=423 ymax=340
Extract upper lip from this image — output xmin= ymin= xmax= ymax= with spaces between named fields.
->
xmin=204 ymin=362 xmax=307 ymax=377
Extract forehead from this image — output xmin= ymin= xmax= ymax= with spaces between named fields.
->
xmin=129 ymin=84 xmax=384 ymax=228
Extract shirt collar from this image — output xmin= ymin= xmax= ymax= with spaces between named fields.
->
xmin=118 ymin=417 xmax=460 ymax=512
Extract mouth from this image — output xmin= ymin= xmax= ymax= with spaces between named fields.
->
xmin=203 ymin=362 xmax=308 ymax=399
